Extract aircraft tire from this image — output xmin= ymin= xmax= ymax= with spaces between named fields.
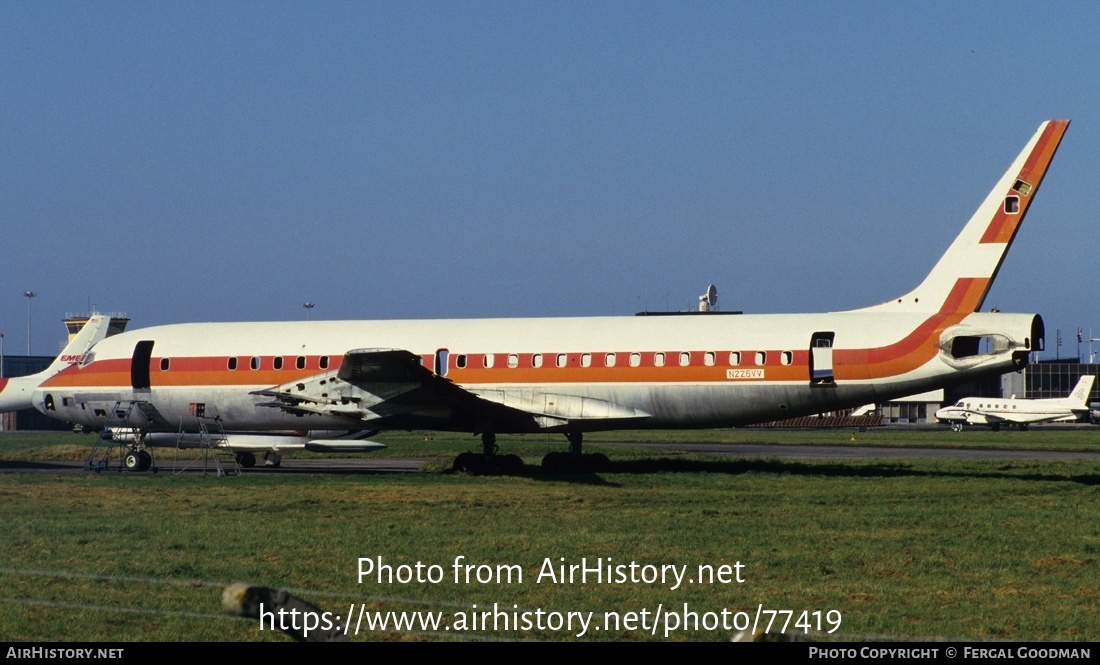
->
xmin=123 ymin=451 xmax=141 ymax=471
xmin=236 ymin=452 xmax=256 ymax=468
xmin=584 ymin=452 xmax=611 ymax=472
xmin=542 ymin=451 xmax=585 ymax=473
xmin=137 ymin=451 xmax=152 ymax=472
xmin=541 ymin=451 xmax=565 ymax=473
xmin=496 ymin=454 xmax=524 ymax=475
xmin=453 ymin=452 xmax=485 ymax=474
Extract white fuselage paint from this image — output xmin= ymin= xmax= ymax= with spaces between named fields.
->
xmin=35 ymin=309 xmax=1036 ymax=434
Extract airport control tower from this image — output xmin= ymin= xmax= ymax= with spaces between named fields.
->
xmin=63 ymin=312 xmax=130 ymax=342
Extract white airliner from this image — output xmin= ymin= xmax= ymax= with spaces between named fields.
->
xmin=935 ymin=375 xmax=1095 ymax=432
xmin=0 ymin=120 xmax=1070 ymax=472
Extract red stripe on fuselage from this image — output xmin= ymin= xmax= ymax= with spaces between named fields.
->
xmin=835 ymin=278 xmax=985 ymax=379
xmin=39 ymin=278 xmax=988 ymax=392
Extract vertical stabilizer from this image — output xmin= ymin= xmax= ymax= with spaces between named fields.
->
xmin=0 ymin=315 xmax=111 ymax=413
xmin=1064 ymin=375 xmax=1095 ymax=408
xmin=859 ymin=120 xmax=1069 ymax=315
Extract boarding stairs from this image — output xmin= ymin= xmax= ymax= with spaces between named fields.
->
xmin=172 ymin=416 xmax=241 ymax=477
xmin=84 ymin=400 xmax=157 ymax=472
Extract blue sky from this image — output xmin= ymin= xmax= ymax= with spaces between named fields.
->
xmin=2 ymin=2 xmax=1098 ymax=359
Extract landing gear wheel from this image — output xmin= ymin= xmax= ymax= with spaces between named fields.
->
xmin=236 ymin=452 xmax=256 ymax=468
xmin=496 ymin=454 xmax=524 ymax=474
xmin=584 ymin=452 xmax=611 ymax=472
xmin=542 ymin=451 xmax=578 ymax=473
xmin=453 ymin=452 xmax=486 ymax=474
xmin=136 ymin=451 xmax=152 ymax=472
xmin=123 ymin=450 xmax=142 ymax=470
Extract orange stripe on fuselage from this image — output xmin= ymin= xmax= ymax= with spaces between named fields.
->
xmin=40 ymin=279 xmax=986 ymax=392
xmin=835 ymin=278 xmax=985 ymax=380
xmin=41 ymin=356 xmax=344 ymax=389
xmin=980 ymin=120 xmax=1068 ymax=245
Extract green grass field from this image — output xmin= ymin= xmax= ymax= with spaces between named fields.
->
xmin=1 ymin=429 xmax=1098 ymax=642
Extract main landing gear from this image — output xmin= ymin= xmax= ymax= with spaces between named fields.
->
xmin=450 ymin=431 xmax=611 ymax=475
xmin=541 ymin=432 xmax=610 ymax=473
xmin=452 ymin=432 xmax=523 ymax=475
xmin=233 ymin=451 xmax=281 ymax=468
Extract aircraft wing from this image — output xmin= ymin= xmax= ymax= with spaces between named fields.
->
xmin=254 ymin=348 xmax=650 ymax=431
xmin=1003 ymin=412 xmax=1078 ymax=425
xmin=336 ymin=348 xmax=431 ymax=384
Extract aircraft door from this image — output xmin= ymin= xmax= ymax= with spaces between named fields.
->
xmin=435 ymin=348 xmax=449 ymax=377
xmin=809 ymin=332 xmax=835 ymax=384
xmin=131 ymin=340 xmax=155 ymax=390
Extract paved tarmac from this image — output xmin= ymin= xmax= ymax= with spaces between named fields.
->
xmin=3 ymin=440 xmax=1098 ymax=476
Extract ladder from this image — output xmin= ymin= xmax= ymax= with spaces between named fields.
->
xmin=84 ymin=401 xmax=156 ymax=472
xmin=172 ymin=416 xmax=241 ymax=477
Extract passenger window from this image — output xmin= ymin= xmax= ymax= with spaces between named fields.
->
xmin=273 ymin=357 xmax=284 ymax=370
xmin=228 ymin=357 xmax=238 ymax=370
xmin=160 ymin=358 xmax=170 ymax=371
xmin=605 ymin=353 xmax=616 ymax=367
xmin=654 ymin=352 xmax=665 ymax=367
xmin=532 ymin=353 xmax=543 ymax=368
xmin=581 ymin=353 xmax=591 ymax=368
xmin=508 ymin=354 xmax=519 ymax=368
xmin=755 ymin=351 xmax=767 ymax=366
xmin=250 ymin=356 xmax=260 ymax=370
xmin=629 ymin=353 xmax=641 ymax=367
xmin=729 ymin=352 xmax=741 ymax=366
xmin=296 ymin=356 xmax=306 ymax=370
xmin=679 ymin=352 xmax=690 ymax=366
xmin=704 ymin=352 xmax=715 ymax=366
xmin=319 ymin=356 xmax=330 ymax=370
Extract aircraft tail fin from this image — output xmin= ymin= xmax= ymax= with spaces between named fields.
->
xmin=0 ymin=315 xmax=111 ymax=413
xmin=1065 ymin=375 xmax=1095 ymax=408
xmin=42 ymin=315 xmax=112 ymax=376
xmin=858 ymin=119 xmax=1069 ymax=315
